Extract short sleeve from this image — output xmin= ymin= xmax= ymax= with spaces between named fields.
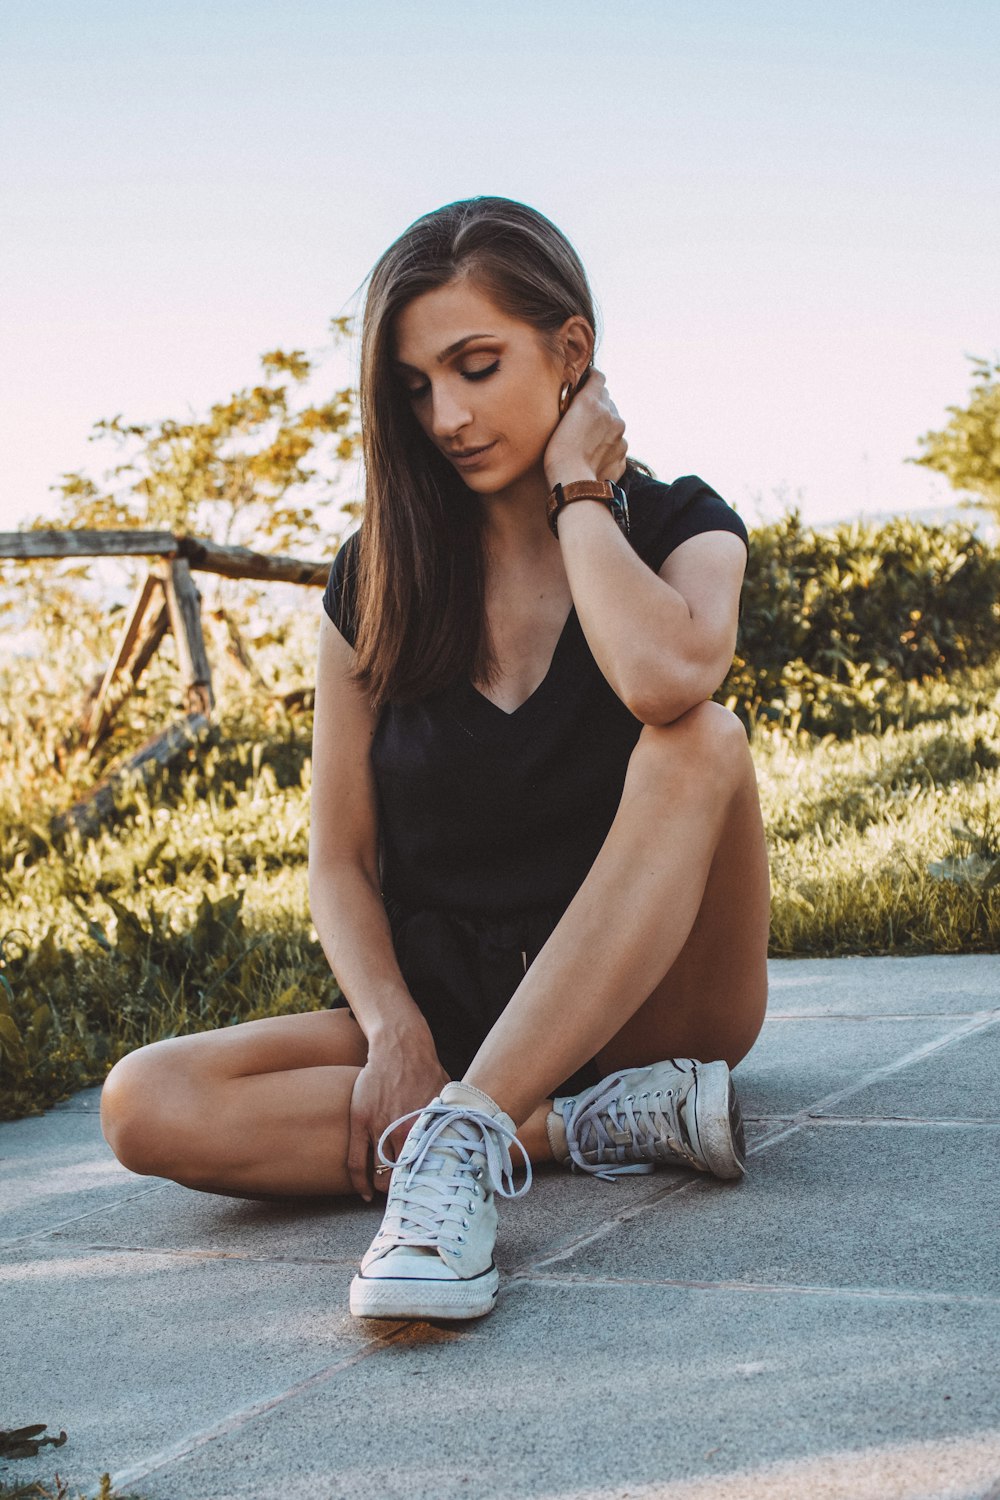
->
xmin=626 ymin=474 xmax=750 ymax=575
xmin=321 ymin=528 xmax=361 ymax=647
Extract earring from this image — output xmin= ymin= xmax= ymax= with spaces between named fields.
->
xmin=558 ymin=379 xmax=574 ymax=416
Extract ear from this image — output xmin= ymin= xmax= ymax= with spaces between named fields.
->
xmin=557 ymin=315 xmax=595 ymax=381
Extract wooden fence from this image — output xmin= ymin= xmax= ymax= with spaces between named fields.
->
xmin=0 ymin=530 xmax=331 ymax=836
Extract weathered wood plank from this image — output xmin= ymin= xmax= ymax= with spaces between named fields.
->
xmin=0 ymin=528 xmax=332 ymax=583
xmin=51 ymin=713 xmax=212 ymax=838
xmin=83 ymin=572 xmax=159 ymax=748
xmin=0 ymin=530 xmax=177 ymax=559
xmin=126 ymin=599 xmax=170 ymax=692
xmin=85 ymin=578 xmax=171 ymax=752
xmin=214 ymin=607 xmax=269 ymax=691
xmin=161 ymin=559 xmax=214 ymax=716
xmin=175 ymin=535 xmax=330 ymax=585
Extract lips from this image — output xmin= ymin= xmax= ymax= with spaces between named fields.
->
xmin=447 ymin=442 xmax=495 ymax=459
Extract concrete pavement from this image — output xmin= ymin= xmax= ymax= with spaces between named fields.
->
xmin=2 ymin=955 xmax=999 ymax=1500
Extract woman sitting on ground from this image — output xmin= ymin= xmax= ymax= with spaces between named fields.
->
xmin=100 ymin=196 xmax=770 ymax=1323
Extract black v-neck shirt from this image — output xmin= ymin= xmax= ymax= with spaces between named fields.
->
xmin=322 ymin=472 xmax=749 ymax=923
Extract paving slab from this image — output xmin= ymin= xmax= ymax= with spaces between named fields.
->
xmin=817 ymin=1016 xmax=1000 ymax=1119
xmin=733 ymin=1015 xmax=956 ymax=1119
xmin=0 ymin=1237 xmax=401 ymax=1494
xmin=2 ymin=956 xmax=998 ymax=1500
xmin=546 ymin=1122 xmax=1000 ymax=1296
xmin=765 ymin=954 xmax=998 ymax=1016
xmin=0 ymin=1105 xmax=160 ymax=1248
xmin=115 ymin=1281 xmax=1000 ymax=1500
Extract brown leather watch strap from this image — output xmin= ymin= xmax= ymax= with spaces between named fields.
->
xmin=547 ymin=480 xmax=629 ymax=538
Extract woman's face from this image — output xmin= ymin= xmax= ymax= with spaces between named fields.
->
xmin=391 ymin=276 xmax=569 ymax=494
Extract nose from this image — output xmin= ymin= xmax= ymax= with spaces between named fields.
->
xmin=428 ymin=383 xmax=473 ymax=443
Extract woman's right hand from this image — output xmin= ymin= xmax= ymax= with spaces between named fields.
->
xmin=348 ymin=1029 xmax=451 ymax=1201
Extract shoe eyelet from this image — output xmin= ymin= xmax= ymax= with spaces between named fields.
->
xmin=462 ymin=1217 xmax=469 ymax=1228
xmin=474 ymin=1167 xmax=484 ymax=1179
xmin=452 ymin=1248 xmax=463 ymax=1258
xmin=456 ymin=1234 xmax=465 ymax=1244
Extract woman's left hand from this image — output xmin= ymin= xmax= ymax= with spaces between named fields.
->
xmin=542 ymin=366 xmax=628 ymax=491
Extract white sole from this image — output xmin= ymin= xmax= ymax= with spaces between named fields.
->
xmin=689 ymin=1061 xmax=747 ymax=1180
xmin=349 ymin=1264 xmax=499 ymax=1320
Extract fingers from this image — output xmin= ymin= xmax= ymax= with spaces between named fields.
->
xmin=390 ymin=1120 xmax=412 ymax=1164
xmin=372 ymin=1121 xmax=410 ymax=1196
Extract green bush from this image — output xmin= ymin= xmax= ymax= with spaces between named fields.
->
xmin=723 ymin=511 xmax=1000 ymax=734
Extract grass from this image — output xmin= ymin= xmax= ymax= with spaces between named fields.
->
xmin=1 ymin=588 xmax=998 ymax=1120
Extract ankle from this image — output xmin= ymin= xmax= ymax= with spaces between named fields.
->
xmin=513 ymin=1102 xmax=558 ymax=1164
xmin=545 ymin=1102 xmax=570 ymax=1164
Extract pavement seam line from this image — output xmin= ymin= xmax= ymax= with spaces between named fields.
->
xmin=512 ymin=1006 xmax=1000 ymax=1275
xmin=746 ymin=1114 xmax=1000 ymax=1127
xmin=0 ymin=1180 xmax=170 ymax=1252
xmin=41 ymin=1239 xmax=364 ymax=1266
xmin=508 ymin=1270 xmax=1000 ymax=1306
xmin=96 ymin=1325 xmax=415 ymax=1498
xmin=750 ymin=1006 xmax=1000 ymax=1152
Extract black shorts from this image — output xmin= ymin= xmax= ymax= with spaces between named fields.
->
xmin=333 ymin=894 xmax=603 ymax=1101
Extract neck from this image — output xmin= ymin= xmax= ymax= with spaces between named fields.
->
xmin=477 ymin=461 xmax=556 ymax=562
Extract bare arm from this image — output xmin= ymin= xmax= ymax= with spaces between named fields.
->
xmin=309 ymin=613 xmax=448 ymax=1196
xmin=542 ymin=368 xmax=747 ymax=725
xmin=308 ymin=614 xmax=428 ymax=1043
xmin=554 ymin=505 xmax=747 ymax=724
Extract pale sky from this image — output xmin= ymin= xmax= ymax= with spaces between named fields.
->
xmin=2 ymin=0 xmax=998 ymax=540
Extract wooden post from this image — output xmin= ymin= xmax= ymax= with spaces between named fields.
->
xmin=0 ymin=524 xmax=339 ymax=839
xmin=83 ymin=571 xmax=161 ymax=750
xmin=160 ymin=559 xmax=214 ymax=716
xmin=52 ymin=713 xmax=212 ymax=839
xmin=212 ymin=607 xmax=269 ymax=692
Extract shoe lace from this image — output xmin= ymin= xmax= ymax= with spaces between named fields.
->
xmin=564 ymin=1069 xmax=703 ymax=1180
xmin=371 ymin=1103 xmax=532 ymax=1258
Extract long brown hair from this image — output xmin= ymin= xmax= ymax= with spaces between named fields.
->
xmin=349 ymin=196 xmax=653 ymax=712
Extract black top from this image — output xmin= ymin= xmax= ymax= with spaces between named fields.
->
xmin=322 ymin=472 xmax=749 ymax=923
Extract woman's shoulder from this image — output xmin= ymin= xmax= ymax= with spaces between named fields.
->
xmin=621 ymin=469 xmax=749 ymax=571
xmin=322 ymin=526 xmax=363 ymax=642
xmin=622 ymin=468 xmax=725 ymax=511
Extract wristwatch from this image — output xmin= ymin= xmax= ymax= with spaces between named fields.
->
xmin=547 ymin=479 xmax=630 ymax=539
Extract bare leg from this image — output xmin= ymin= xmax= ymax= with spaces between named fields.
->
xmin=101 ymin=1009 xmax=557 ymax=1198
xmin=465 ymin=702 xmax=770 ymax=1127
xmin=101 ymin=703 xmax=767 ymax=1196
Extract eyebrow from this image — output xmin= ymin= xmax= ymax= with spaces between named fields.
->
xmin=392 ymin=333 xmax=498 ymax=372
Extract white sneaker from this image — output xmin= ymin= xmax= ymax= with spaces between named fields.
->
xmin=547 ymin=1058 xmax=746 ymax=1181
xmin=349 ymin=1080 xmax=532 ymax=1321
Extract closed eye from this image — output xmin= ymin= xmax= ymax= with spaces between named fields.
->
xmin=404 ymin=360 xmax=500 ymax=400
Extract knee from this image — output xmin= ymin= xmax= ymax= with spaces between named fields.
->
xmin=628 ymin=700 xmax=750 ymax=795
xmin=101 ymin=1042 xmax=191 ymax=1180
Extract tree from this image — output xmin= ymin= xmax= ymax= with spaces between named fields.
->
xmin=908 ymin=353 xmax=1000 ymax=521
xmin=38 ymin=315 xmax=360 ymax=554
